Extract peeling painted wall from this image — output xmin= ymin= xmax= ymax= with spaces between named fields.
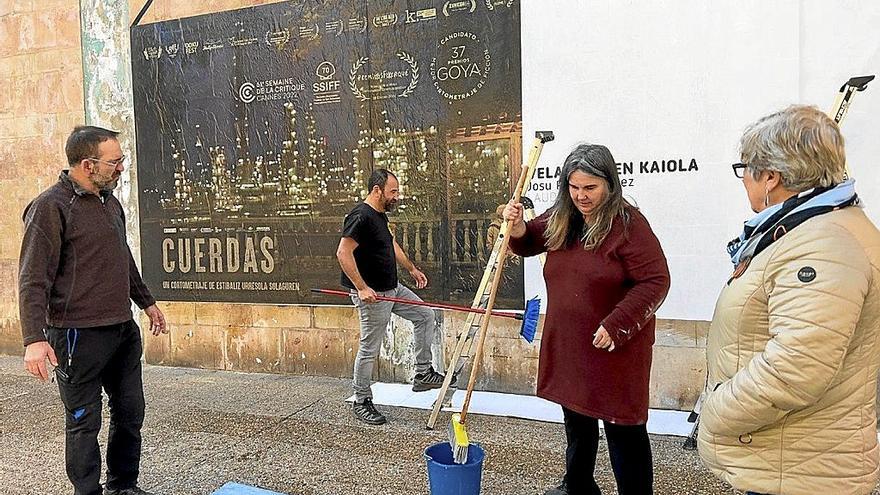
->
xmin=80 ymin=0 xmax=145 ymax=324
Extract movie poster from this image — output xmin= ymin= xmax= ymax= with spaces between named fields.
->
xmin=131 ymin=0 xmax=523 ymax=306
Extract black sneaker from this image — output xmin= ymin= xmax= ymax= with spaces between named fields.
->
xmin=104 ymin=487 xmax=155 ymax=495
xmin=412 ymin=367 xmax=450 ymax=392
xmin=543 ymin=480 xmax=568 ymax=495
xmin=352 ymin=398 xmax=387 ymax=425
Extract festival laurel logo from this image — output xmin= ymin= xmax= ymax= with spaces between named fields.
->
xmin=143 ymin=46 xmax=162 ymax=60
xmin=348 ymin=52 xmax=420 ymax=101
xmin=442 ymin=0 xmax=476 ymax=16
xmin=265 ymin=28 xmax=290 ymax=49
xmin=372 ymin=13 xmax=398 ymax=28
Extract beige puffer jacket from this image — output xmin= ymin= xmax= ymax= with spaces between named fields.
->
xmin=698 ymin=207 xmax=880 ymax=495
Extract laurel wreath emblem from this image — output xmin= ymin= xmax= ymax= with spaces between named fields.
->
xmin=397 ymin=51 xmax=419 ymax=98
xmin=348 ymin=53 xmax=419 ymax=101
xmin=348 ymin=56 xmax=370 ymax=101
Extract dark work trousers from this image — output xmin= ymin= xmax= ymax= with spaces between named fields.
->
xmin=46 ymin=320 xmax=146 ymax=495
xmin=562 ymin=406 xmax=654 ymax=495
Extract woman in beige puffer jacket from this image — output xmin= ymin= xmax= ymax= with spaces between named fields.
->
xmin=698 ymin=105 xmax=880 ymax=495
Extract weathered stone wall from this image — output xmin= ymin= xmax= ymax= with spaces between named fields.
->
xmin=140 ymin=301 xmax=706 ymax=410
xmin=0 ymin=0 xmax=84 ymax=354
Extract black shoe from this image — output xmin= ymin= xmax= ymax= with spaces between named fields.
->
xmin=412 ymin=367 xmax=450 ymax=392
xmin=543 ymin=480 xmax=568 ymax=495
xmin=352 ymin=398 xmax=387 ymax=425
xmin=104 ymin=487 xmax=155 ymax=495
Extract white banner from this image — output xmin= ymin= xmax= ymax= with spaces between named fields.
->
xmin=520 ymin=0 xmax=880 ymax=320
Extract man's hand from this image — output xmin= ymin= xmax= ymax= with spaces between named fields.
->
xmin=409 ymin=267 xmax=428 ymax=289
xmin=144 ymin=304 xmax=167 ymax=336
xmin=357 ymin=287 xmax=379 ymax=304
xmin=24 ymin=341 xmax=58 ymax=382
xmin=592 ymin=325 xmax=616 ymax=352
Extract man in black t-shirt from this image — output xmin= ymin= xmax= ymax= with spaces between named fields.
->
xmin=336 ymin=169 xmax=448 ymax=425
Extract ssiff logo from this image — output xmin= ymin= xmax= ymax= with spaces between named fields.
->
xmin=316 ymin=61 xmax=337 ymax=81
xmin=313 ymin=61 xmax=341 ymax=105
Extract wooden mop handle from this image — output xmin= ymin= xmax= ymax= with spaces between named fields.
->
xmin=829 ymin=75 xmax=874 ymax=125
xmin=827 ymin=75 xmax=873 ymax=178
xmin=459 ymin=132 xmax=552 ymax=423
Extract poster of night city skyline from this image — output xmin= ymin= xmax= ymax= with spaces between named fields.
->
xmin=130 ymin=0 xmax=523 ymax=306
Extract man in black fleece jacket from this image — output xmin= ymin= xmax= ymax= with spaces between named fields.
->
xmin=18 ymin=125 xmax=166 ymax=495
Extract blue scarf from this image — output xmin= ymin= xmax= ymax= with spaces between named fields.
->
xmin=727 ymin=179 xmax=859 ymax=267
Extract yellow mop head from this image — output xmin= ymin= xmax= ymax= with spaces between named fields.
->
xmin=448 ymin=413 xmax=470 ymax=464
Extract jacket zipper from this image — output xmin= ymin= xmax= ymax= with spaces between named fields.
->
xmin=66 ymin=328 xmax=78 ymax=368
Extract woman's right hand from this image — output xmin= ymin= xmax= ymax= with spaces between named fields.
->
xmin=502 ymin=201 xmax=527 ymax=238
xmin=503 ymin=201 xmax=524 ymax=226
xmin=593 ymin=325 xmax=616 ymax=352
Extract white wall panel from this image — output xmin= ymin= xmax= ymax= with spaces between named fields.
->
xmin=519 ymin=0 xmax=878 ymax=320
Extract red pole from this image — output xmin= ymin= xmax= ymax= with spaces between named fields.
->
xmin=311 ymin=288 xmax=523 ymax=320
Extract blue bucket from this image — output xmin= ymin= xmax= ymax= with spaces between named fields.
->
xmin=424 ymin=442 xmax=485 ymax=495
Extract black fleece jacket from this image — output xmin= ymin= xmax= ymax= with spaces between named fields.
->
xmin=18 ymin=171 xmax=155 ymax=346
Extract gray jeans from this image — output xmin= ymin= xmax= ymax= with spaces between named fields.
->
xmin=351 ymin=283 xmax=436 ymax=401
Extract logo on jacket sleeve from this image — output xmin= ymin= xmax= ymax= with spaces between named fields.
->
xmin=797 ymin=266 xmax=817 ymax=283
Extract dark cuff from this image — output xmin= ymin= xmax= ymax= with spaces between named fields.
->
xmin=601 ymin=316 xmax=637 ymax=347
xmin=134 ymin=295 xmax=157 ymax=310
xmin=22 ymin=333 xmax=48 ymax=347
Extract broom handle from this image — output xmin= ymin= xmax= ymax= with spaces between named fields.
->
xmin=459 ymin=160 xmax=532 ymax=424
xmin=426 ymin=132 xmax=552 ymax=430
xmin=311 ymin=288 xmax=522 ymax=320
xmin=827 ymin=75 xmax=874 ymax=178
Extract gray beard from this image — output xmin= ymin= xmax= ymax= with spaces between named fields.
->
xmin=94 ymin=176 xmax=118 ymax=192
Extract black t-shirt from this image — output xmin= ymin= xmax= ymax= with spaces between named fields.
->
xmin=340 ymin=202 xmax=398 ymax=291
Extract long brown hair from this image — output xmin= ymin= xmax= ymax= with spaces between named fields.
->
xmin=544 ymin=144 xmax=630 ymax=251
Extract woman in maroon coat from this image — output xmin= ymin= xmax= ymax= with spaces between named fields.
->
xmin=505 ymin=144 xmax=670 ymax=495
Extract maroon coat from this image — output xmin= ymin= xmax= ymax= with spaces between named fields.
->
xmin=510 ymin=206 xmax=670 ymax=425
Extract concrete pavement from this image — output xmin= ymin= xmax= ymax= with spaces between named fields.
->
xmin=0 ymin=355 xmax=869 ymax=495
